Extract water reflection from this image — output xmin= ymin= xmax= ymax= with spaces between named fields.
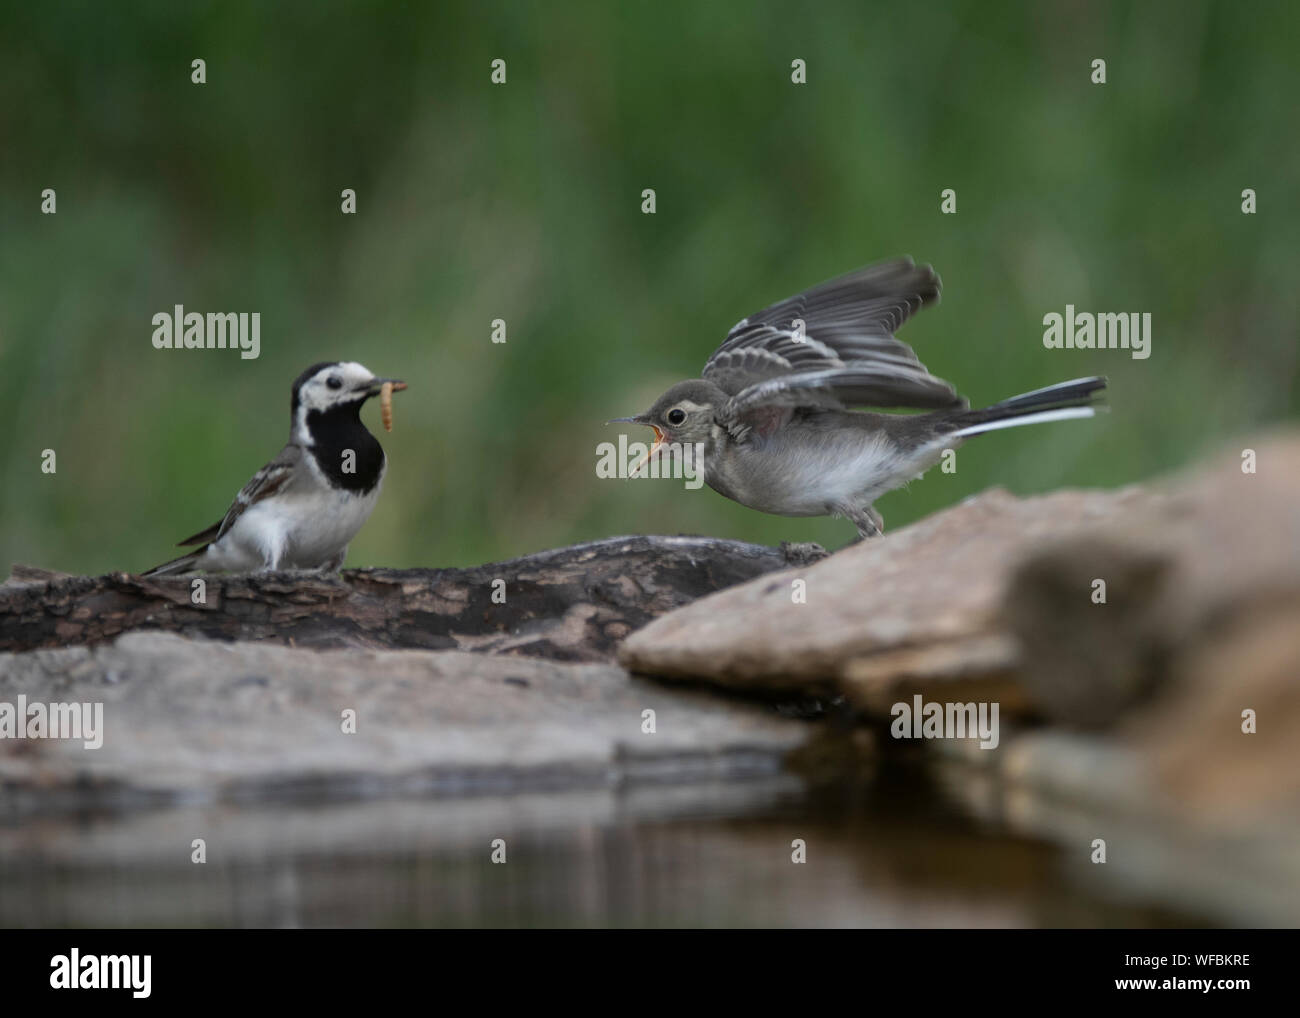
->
xmin=0 ymin=760 xmax=1200 ymax=927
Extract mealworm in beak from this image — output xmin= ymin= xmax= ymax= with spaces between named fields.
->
xmin=381 ymin=381 xmax=394 ymax=432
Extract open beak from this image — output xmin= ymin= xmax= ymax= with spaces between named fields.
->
xmin=607 ymin=414 xmax=664 ymax=476
xmin=364 ymin=378 xmax=408 ymax=397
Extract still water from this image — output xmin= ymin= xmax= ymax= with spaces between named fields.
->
xmin=0 ymin=757 xmax=1201 ymax=927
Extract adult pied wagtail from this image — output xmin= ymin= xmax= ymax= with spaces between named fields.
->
xmin=611 ymin=257 xmax=1107 ymax=539
xmin=144 ymin=361 xmax=406 ymax=575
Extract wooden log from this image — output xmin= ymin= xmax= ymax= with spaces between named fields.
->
xmin=0 ymin=536 xmax=826 ymax=661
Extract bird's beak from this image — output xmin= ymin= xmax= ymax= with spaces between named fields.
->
xmin=631 ymin=426 xmax=666 ymax=475
xmin=364 ymin=378 xmax=408 ymax=396
xmin=606 ymin=414 xmax=665 ymax=476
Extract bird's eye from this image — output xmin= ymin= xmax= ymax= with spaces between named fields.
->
xmin=327 ymin=376 xmax=343 ymax=390
xmin=666 ymin=408 xmax=687 ymax=426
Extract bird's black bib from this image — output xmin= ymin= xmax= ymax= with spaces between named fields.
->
xmin=305 ymin=404 xmax=385 ymax=493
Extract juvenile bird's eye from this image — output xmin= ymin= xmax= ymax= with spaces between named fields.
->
xmin=327 ymin=376 xmax=343 ymax=390
xmin=666 ymin=408 xmax=686 ymax=426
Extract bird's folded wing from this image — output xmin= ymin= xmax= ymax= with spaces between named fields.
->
xmin=176 ymin=444 xmax=302 ymax=547
xmin=704 ymin=258 xmax=963 ymax=439
xmin=716 ymin=365 xmax=963 ymax=441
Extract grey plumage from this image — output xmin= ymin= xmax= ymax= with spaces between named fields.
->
xmin=704 ymin=258 xmax=959 ymax=414
xmin=616 ymin=257 xmax=1107 ymax=539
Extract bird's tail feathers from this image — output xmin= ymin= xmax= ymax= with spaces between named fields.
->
xmin=141 ymin=549 xmax=206 ymax=577
xmin=950 ymin=376 xmax=1107 ymax=438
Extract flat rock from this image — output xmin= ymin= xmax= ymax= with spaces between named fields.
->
xmin=619 ymin=485 xmax=1169 ymax=703
xmin=0 ymin=631 xmax=810 ymax=815
xmin=1004 ymin=433 xmax=1300 ymax=724
xmin=1138 ymin=596 xmax=1300 ymax=823
xmin=929 ymin=728 xmax=1300 ymax=927
xmin=621 ymin=433 xmax=1300 ymax=734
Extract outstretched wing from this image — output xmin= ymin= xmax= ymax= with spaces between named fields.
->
xmin=704 ymin=259 xmax=962 ymax=440
xmin=174 ymin=444 xmax=302 ymax=548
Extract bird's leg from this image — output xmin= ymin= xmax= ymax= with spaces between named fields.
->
xmin=838 ymin=504 xmax=883 ymax=541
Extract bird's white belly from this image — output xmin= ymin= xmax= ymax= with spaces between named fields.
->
xmin=207 ymin=485 xmax=381 ymax=571
xmin=716 ymin=431 xmax=907 ymax=516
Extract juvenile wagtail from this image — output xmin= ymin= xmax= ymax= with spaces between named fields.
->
xmin=611 ymin=258 xmax=1106 ymax=539
xmin=144 ymin=361 xmax=405 ymax=574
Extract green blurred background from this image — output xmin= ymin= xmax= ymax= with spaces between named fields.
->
xmin=2 ymin=0 xmax=1296 ymax=574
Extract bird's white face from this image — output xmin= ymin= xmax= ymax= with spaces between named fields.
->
xmin=296 ymin=361 xmax=378 ymax=413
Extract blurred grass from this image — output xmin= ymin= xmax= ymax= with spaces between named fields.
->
xmin=1 ymin=0 xmax=1296 ymax=574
